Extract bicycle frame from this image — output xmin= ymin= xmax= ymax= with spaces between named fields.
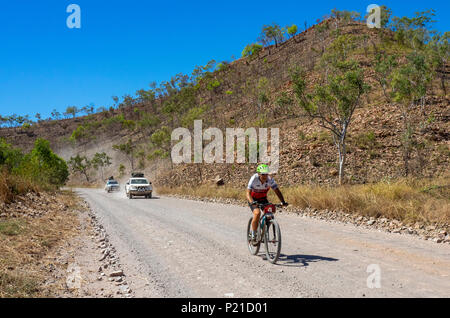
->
xmin=247 ymin=201 xmax=284 ymax=263
xmin=254 ymin=203 xmax=281 ymax=241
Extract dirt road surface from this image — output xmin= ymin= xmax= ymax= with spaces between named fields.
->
xmin=75 ymin=188 xmax=450 ymax=298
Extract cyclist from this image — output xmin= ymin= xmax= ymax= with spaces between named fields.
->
xmin=247 ymin=164 xmax=288 ymax=243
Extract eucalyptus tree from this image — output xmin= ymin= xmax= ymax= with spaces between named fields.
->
xmin=113 ymin=139 xmax=137 ymax=171
xmin=68 ymin=154 xmax=92 ymax=182
xmin=291 ymin=35 xmax=370 ymax=185
xmin=91 ymin=152 xmax=112 ymax=181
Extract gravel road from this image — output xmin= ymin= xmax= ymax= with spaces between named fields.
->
xmin=75 ymin=188 xmax=450 ymax=298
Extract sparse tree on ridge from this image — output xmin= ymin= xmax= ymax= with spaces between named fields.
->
xmin=287 ymin=24 xmax=298 ymax=38
xmin=51 ymin=109 xmax=62 ymax=120
xmin=241 ymin=43 xmax=263 ymax=58
xmin=291 ymin=34 xmax=370 ymax=185
xmin=378 ymin=10 xmax=439 ymax=176
xmin=258 ymin=23 xmax=286 ymax=51
xmin=112 ymin=96 xmax=119 ymax=108
xmin=64 ymin=106 xmax=79 ymax=118
xmin=428 ymin=32 xmax=449 ymax=95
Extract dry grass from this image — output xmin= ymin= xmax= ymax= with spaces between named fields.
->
xmin=157 ymin=176 xmax=450 ymax=225
xmin=0 ymin=170 xmax=38 ymax=204
xmin=0 ymin=191 xmax=81 ymax=297
xmin=282 ymin=178 xmax=450 ymax=225
xmin=65 ymin=181 xmax=102 ymax=189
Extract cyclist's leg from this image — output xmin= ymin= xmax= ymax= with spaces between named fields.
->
xmin=251 ymin=207 xmax=261 ymax=232
xmin=250 ymin=197 xmax=268 ymax=232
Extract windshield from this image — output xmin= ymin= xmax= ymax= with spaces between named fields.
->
xmin=131 ymin=179 xmax=149 ymax=184
xmin=108 ymin=181 xmax=118 ymax=185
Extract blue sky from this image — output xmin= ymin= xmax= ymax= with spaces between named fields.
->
xmin=0 ymin=0 xmax=449 ymax=119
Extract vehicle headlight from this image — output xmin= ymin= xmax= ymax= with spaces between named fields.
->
xmin=130 ymin=186 xmax=137 ymax=190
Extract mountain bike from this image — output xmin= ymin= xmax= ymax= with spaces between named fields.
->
xmin=247 ymin=202 xmax=284 ymax=264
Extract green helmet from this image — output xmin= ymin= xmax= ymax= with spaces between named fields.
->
xmin=256 ymin=164 xmax=270 ymax=174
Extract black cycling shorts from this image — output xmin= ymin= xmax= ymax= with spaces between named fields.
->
xmin=248 ymin=197 xmax=269 ymax=212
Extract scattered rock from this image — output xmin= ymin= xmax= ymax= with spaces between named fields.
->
xmin=120 ymin=285 xmax=130 ymax=293
xmin=109 ymin=270 xmax=124 ymax=277
xmin=329 ymin=169 xmax=338 ymax=176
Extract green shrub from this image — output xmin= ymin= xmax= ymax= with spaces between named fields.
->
xmin=0 ymin=138 xmax=24 ymax=171
xmin=0 ymin=219 xmax=25 ymax=236
xmin=241 ymin=43 xmax=263 ymax=58
xmin=18 ymin=139 xmax=68 ymax=189
xmin=216 ymin=62 xmax=230 ymax=72
xmin=69 ymin=125 xmax=87 ymax=143
xmin=287 ymin=24 xmax=298 ymax=37
xmin=118 ymin=164 xmax=125 ymax=177
xmin=276 ymin=92 xmax=293 ymax=108
xmin=354 ymin=131 xmax=377 ymax=150
xmin=298 ymin=130 xmax=306 ymax=140
xmin=181 ymin=106 xmax=208 ymax=127
xmin=252 ymin=115 xmax=267 ymax=127
xmin=122 ymin=119 xmax=136 ymax=130
xmin=207 ymin=79 xmax=221 ymax=91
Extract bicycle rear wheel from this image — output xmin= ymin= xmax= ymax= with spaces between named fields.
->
xmin=247 ymin=217 xmax=260 ymax=255
xmin=264 ymin=219 xmax=281 ymax=264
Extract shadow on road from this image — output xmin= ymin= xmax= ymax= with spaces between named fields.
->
xmin=130 ymin=196 xmax=161 ymax=200
xmin=272 ymin=254 xmax=339 ymax=267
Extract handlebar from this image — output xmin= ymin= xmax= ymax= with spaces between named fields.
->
xmin=250 ymin=202 xmax=288 ymax=208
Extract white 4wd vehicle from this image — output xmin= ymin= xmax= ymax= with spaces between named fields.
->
xmin=125 ymin=173 xmax=152 ymax=199
xmin=105 ymin=179 xmax=120 ymax=193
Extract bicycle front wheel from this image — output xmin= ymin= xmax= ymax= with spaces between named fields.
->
xmin=264 ymin=219 xmax=281 ymax=264
xmin=247 ymin=217 xmax=260 ymax=255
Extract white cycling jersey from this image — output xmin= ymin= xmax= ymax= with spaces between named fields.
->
xmin=247 ymin=173 xmax=278 ymax=200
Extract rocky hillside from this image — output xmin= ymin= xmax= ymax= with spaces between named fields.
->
xmin=1 ymin=19 xmax=449 ymax=187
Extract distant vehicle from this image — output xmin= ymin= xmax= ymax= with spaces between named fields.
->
xmin=125 ymin=173 xmax=152 ymax=199
xmin=105 ymin=179 xmax=120 ymax=193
